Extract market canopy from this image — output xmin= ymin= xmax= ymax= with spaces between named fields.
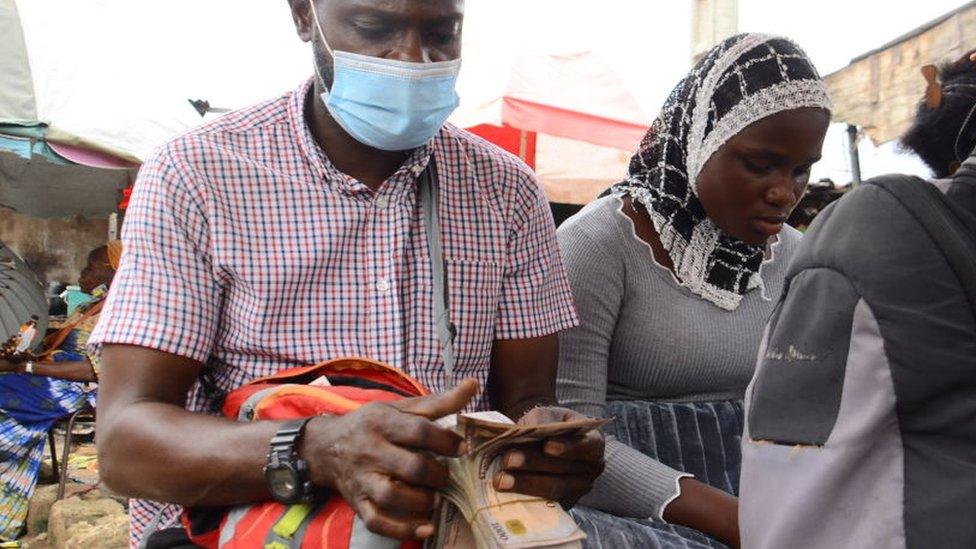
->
xmin=2 ymin=0 xmax=696 ymax=205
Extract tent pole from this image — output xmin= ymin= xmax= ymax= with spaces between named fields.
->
xmin=847 ymin=124 xmax=862 ymax=187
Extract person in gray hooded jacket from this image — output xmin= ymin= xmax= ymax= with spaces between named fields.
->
xmin=739 ymin=54 xmax=976 ymax=549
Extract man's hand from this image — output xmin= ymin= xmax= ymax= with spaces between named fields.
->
xmin=493 ymin=406 xmax=605 ymax=508
xmin=301 ymin=379 xmax=479 ymax=540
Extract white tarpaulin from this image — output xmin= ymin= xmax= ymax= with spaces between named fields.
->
xmin=3 ymin=0 xmax=697 ymax=201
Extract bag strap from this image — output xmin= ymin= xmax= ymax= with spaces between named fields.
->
xmin=866 ymin=176 xmax=976 ymax=314
xmin=263 ymin=502 xmax=317 ymax=549
xmin=419 ymin=157 xmax=458 ymax=389
xmin=39 ymin=298 xmax=105 ymax=359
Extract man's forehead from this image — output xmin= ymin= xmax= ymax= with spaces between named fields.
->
xmin=329 ymin=0 xmax=464 ymax=20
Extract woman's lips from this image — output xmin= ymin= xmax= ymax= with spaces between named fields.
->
xmin=751 ymin=216 xmax=787 ymax=235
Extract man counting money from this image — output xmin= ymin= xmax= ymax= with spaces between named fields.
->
xmin=90 ymin=0 xmax=605 ymax=545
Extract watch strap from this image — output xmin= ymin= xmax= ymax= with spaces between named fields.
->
xmin=265 ymin=418 xmax=315 ymax=504
xmin=270 ymin=418 xmax=313 ymax=456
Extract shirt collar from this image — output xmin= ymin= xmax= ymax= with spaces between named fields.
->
xmin=289 ymin=77 xmax=439 ymax=201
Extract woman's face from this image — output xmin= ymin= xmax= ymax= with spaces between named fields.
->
xmin=695 ymin=107 xmax=831 ymax=245
xmin=78 ymin=247 xmax=114 ymax=294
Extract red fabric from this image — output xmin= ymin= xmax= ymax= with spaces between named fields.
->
xmin=466 ymin=124 xmax=537 ymax=168
xmin=502 ymin=97 xmax=649 ymax=152
xmin=118 ymin=186 xmax=132 ymax=210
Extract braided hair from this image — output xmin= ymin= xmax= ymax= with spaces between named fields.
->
xmin=902 ymin=53 xmax=976 ymax=178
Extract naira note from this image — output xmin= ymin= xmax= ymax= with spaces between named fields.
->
xmin=428 ymin=411 xmax=608 ymax=549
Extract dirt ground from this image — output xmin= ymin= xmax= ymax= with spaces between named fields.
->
xmin=18 ymin=422 xmax=127 ymax=549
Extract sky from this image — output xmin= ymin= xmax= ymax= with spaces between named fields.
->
xmin=499 ymin=0 xmax=972 ymax=183
xmin=12 ymin=0 xmax=973 ymax=179
xmin=577 ymin=0 xmax=973 ymax=183
xmin=738 ymin=0 xmax=972 ymax=182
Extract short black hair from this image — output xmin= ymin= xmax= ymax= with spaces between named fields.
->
xmin=787 ymin=180 xmax=846 ymax=230
xmin=902 ymin=57 xmax=976 ymax=178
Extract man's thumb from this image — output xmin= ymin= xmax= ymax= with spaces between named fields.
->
xmin=394 ymin=378 xmax=479 ymax=419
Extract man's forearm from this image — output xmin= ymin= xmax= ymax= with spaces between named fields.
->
xmin=98 ymin=401 xmax=284 ymax=506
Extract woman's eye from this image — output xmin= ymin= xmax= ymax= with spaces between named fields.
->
xmin=743 ymin=158 xmax=774 ymax=175
xmin=793 ymin=165 xmax=813 ymax=183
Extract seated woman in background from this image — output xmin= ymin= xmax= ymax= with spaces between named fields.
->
xmin=554 ymin=34 xmax=830 ymax=548
xmin=0 ymin=240 xmax=121 ymax=540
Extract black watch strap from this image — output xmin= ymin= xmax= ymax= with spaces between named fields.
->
xmin=270 ymin=418 xmax=313 ymax=455
xmin=266 ymin=418 xmax=314 ymax=503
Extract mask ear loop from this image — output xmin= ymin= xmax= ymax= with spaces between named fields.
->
xmin=307 ymin=1 xmax=336 ymax=93
xmin=307 ymin=1 xmax=335 ymax=56
xmin=950 ymin=52 xmax=976 ymax=161
xmin=955 ymin=100 xmax=976 ymax=162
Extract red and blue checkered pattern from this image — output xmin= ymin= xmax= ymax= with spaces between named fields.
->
xmin=89 ymin=78 xmax=578 ymax=546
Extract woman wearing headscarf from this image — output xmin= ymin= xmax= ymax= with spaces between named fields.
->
xmin=551 ymin=34 xmax=831 ymax=547
xmin=0 ymin=241 xmax=122 ymax=540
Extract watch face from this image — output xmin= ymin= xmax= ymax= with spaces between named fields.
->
xmin=268 ymin=467 xmax=298 ymax=500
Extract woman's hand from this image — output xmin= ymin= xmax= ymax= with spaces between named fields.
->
xmin=494 ymin=406 xmax=606 ymax=508
xmin=0 ymin=358 xmax=24 ymax=373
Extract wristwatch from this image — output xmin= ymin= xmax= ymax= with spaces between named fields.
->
xmin=23 ymin=361 xmax=35 ymax=375
xmin=264 ymin=418 xmax=314 ymax=504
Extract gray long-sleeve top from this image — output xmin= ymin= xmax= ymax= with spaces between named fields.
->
xmin=556 ymin=195 xmax=800 ymax=520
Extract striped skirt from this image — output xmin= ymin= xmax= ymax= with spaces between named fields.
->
xmin=572 ymin=398 xmax=744 ymax=549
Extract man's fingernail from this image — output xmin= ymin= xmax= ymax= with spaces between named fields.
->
xmin=416 ymin=524 xmax=434 ymax=538
xmin=505 ymin=451 xmax=525 ymax=468
xmin=496 ymin=473 xmax=515 ymax=490
xmin=545 ymin=441 xmax=565 ymax=456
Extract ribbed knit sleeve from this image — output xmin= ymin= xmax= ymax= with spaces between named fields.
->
xmin=556 ymin=220 xmax=689 ymax=520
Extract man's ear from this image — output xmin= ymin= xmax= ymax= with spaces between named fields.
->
xmin=287 ymin=0 xmax=314 ymax=42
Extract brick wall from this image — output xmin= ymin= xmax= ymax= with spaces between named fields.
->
xmin=825 ymin=5 xmax=976 ymax=144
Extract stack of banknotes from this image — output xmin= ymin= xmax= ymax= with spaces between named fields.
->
xmin=428 ymin=411 xmax=608 ymax=549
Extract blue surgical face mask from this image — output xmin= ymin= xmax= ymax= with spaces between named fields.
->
xmin=309 ymin=2 xmax=461 ymax=151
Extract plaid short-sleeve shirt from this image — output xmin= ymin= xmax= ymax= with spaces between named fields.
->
xmin=89 ymin=78 xmax=578 ymax=545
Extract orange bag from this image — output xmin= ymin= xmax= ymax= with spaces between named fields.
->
xmin=182 ymin=357 xmax=428 ymax=549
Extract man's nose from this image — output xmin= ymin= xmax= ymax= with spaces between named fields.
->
xmin=388 ymin=29 xmax=430 ymax=63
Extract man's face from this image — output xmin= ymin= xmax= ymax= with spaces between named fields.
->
xmin=291 ymin=0 xmax=464 ymax=89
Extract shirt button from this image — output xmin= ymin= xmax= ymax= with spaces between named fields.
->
xmin=376 ymin=279 xmax=391 ymax=292
xmin=375 ymin=196 xmax=389 ymax=209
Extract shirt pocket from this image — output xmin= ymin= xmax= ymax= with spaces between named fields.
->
xmin=445 ymin=259 xmax=504 ymax=376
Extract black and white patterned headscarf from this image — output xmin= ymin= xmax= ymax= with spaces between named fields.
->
xmin=614 ymin=33 xmax=830 ymax=310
